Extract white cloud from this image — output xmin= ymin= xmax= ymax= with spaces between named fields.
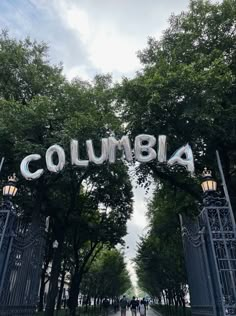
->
xmin=51 ymin=0 xmax=142 ymax=76
xmin=89 ymin=26 xmax=140 ymax=73
xmin=55 ymin=1 xmax=91 ymax=44
xmin=65 ymin=65 xmax=91 ymax=82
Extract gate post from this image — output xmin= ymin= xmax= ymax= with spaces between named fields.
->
xmin=0 ymin=175 xmax=46 ymax=316
xmin=0 ymin=175 xmax=18 ymax=296
xmin=181 ymin=167 xmax=236 ymax=316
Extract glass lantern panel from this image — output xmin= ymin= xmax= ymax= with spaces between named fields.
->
xmin=3 ymin=185 xmax=10 ymax=196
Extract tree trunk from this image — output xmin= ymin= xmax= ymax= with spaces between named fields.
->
xmin=56 ymin=266 xmax=66 ymax=311
xmin=68 ymin=269 xmax=81 ymax=316
xmin=38 ymin=266 xmax=47 ymax=312
xmin=181 ymin=295 xmax=186 ymax=316
xmin=45 ymin=241 xmax=64 ymax=316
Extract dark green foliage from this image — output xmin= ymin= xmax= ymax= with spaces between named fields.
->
xmin=133 ymin=0 xmax=236 ymax=310
xmin=135 ymin=184 xmax=193 ymax=303
xmin=0 ymin=32 xmax=133 ymax=316
xmin=80 ymin=249 xmax=131 ymax=298
xmin=0 ymin=30 xmax=64 ymax=104
xmin=118 ymin=0 xmax=236 ymax=205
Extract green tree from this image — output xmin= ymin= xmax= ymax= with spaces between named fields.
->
xmin=118 ymin=0 xmax=236 ymax=205
xmin=0 ymin=33 xmax=133 ymax=316
xmin=0 ymin=30 xmax=64 ymax=104
xmin=80 ymin=248 xmax=131 ymax=300
xmin=135 ymin=184 xmax=195 ymax=312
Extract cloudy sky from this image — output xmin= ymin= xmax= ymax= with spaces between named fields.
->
xmin=0 ymin=0 xmax=192 ymax=292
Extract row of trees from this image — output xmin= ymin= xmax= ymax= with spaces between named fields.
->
xmin=135 ymin=185 xmax=196 ymax=313
xmin=0 ymin=31 xmax=133 ymax=316
xmin=80 ymin=248 xmax=131 ymax=302
xmin=130 ymin=0 xmax=236 ymax=311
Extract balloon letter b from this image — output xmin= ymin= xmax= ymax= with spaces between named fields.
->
xmin=135 ymin=134 xmax=157 ymax=163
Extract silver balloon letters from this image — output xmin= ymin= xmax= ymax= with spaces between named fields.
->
xmin=167 ymin=143 xmax=194 ymax=174
xmin=158 ymin=135 xmax=167 ymax=162
xmin=46 ymin=145 xmax=66 ymax=173
xmin=20 ymin=134 xmax=195 ymax=180
xmin=108 ymin=136 xmax=132 ymax=163
xmin=20 ymin=154 xmax=44 ymax=180
xmin=71 ymin=139 xmax=89 ymax=167
xmin=86 ymin=138 xmax=108 ymax=164
xmin=135 ymin=134 xmax=157 ymax=163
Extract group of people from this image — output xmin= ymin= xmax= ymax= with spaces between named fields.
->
xmin=121 ymin=296 xmax=148 ymax=316
xmin=100 ymin=295 xmax=147 ymax=316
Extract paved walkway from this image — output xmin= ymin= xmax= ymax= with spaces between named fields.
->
xmin=109 ymin=307 xmax=162 ymax=316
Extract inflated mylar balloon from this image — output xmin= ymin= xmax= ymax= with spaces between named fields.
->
xmin=86 ymin=138 xmax=108 ymax=164
xmin=20 ymin=154 xmax=44 ymax=180
xmin=135 ymin=134 xmax=157 ymax=163
xmin=167 ymin=143 xmax=194 ymax=174
xmin=158 ymin=135 xmax=167 ymax=162
xmin=71 ymin=139 xmax=89 ymax=167
xmin=108 ymin=136 xmax=133 ymax=163
xmin=46 ymin=145 xmax=66 ymax=173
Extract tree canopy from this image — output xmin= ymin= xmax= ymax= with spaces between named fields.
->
xmin=130 ymin=0 xmax=236 ymax=308
xmin=0 ymin=30 xmax=133 ymax=316
xmin=80 ymin=248 xmax=131 ymax=299
xmin=118 ymin=0 xmax=236 ymax=205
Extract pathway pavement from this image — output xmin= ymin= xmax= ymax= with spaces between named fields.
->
xmin=108 ymin=307 xmax=162 ymax=316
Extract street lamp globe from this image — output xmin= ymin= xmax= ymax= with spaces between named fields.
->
xmin=201 ymin=168 xmax=217 ymax=193
xmin=3 ymin=174 xmax=18 ymax=198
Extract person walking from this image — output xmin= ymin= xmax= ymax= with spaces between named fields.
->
xmin=114 ymin=298 xmax=119 ymax=313
xmin=146 ymin=300 xmax=149 ymax=310
xmin=120 ymin=295 xmax=127 ymax=316
xmin=139 ymin=301 xmax=146 ymax=316
xmin=130 ymin=296 xmax=138 ymax=316
xmin=102 ymin=297 xmax=110 ymax=316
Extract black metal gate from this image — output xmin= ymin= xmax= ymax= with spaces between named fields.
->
xmin=0 ymin=205 xmax=45 ymax=316
xmin=181 ymin=197 xmax=236 ymax=316
xmin=180 ymin=214 xmax=216 ymax=316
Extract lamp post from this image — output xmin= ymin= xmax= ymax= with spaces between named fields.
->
xmin=200 ymin=168 xmax=222 ymax=208
xmin=0 ymin=174 xmax=18 ymax=250
xmin=201 ymin=168 xmax=217 ymax=194
xmin=2 ymin=174 xmax=18 ymax=206
xmin=0 ymin=174 xmax=18 ymax=249
xmin=0 ymin=174 xmax=18 ymax=296
xmin=0 ymin=174 xmax=46 ymax=315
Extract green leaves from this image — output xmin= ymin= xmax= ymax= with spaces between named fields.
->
xmin=118 ymin=0 xmax=236 ymax=203
xmin=0 ymin=30 xmax=64 ymax=104
xmin=80 ymin=249 xmax=131 ymax=298
xmin=135 ymin=184 xmax=195 ymax=297
xmin=0 ymin=33 xmax=133 ymax=303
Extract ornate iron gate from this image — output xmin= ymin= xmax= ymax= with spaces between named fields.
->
xmin=180 ymin=214 xmax=216 ymax=316
xmin=0 ymin=204 xmax=45 ymax=316
xmin=181 ymin=196 xmax=236 ymax=316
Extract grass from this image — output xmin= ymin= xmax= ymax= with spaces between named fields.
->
xmin=152 ymin=304 xmax=191 ymax=316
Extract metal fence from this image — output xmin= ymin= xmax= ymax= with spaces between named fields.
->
xmin=0 ymin=205 xmax=45 ymax=316
xmin=181 ymin=197 xmax=236 ymax=316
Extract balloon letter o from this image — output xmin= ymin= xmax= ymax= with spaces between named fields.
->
xmin=46 ymin=145 xmax=66 ymax=173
